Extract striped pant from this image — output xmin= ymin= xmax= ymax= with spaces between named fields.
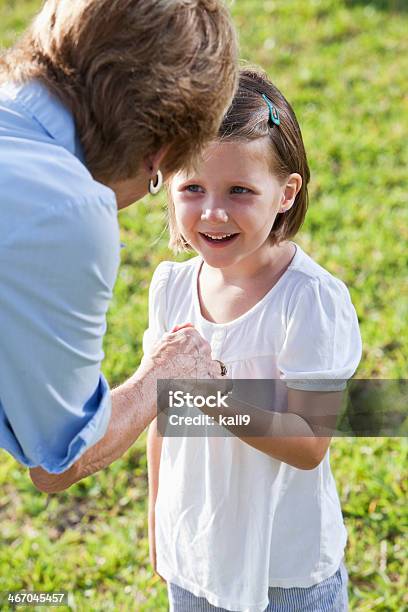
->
xmin=168 ymin=562 xmax=348 ymax=612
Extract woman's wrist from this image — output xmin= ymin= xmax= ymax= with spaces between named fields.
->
xmin=139 ymin=353 xmax=171 ymax=381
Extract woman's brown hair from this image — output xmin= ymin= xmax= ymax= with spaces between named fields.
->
xmin=0 ymin=0 xmax=238 ymax=182
xmin=169 ymin=66 xmax=310 ymax=252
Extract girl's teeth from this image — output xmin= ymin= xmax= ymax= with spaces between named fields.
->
xmin=204 ymin=234 xmax=231 ymax=240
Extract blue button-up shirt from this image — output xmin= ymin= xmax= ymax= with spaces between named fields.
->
xmin=0 ymin=81 xmax=120 ymax=473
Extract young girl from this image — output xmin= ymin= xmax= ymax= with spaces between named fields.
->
xmin=144 ymin=68 xmax=361 ymax=611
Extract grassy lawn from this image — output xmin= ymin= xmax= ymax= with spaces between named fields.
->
xmin=0 ymin=0 xmax=407 ymax=610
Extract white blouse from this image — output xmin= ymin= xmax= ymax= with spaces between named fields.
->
xmin=143 ymin=244 xmax=362 ymax=612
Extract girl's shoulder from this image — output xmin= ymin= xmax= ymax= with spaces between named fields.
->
xmin=149 ymin=256 xmax=200 ymax=301
xmin=276 ymin=245 xmax=362 ymax=386
xmin=289 ymin=244 xmax=345 ymax=284
xmin=146 ymin=258 xmax=201 ymax=340
xmin=284 ymin=244 xmax=352 ymax=305
xmin=151 ymin=256 xmax=199 ymax=284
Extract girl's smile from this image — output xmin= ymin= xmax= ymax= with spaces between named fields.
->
xmin=171 ymin=138 xmax=301 ymax=276
xmin=199 ymin=231 xmax=240 ymax=247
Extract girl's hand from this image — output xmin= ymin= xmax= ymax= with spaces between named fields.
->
xmin=170 ymin=322 xmax=194 ymax=333
xmin=148 ymin=509 xmax=165 ymax=583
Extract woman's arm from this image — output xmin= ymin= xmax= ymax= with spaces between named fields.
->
xmin=30 ymin=362 xmax=160 ymax=492
xmin=29 ymin=326 xmax=220 ymax=492
xmin=147 ymin=417 xmax=163 ymax=576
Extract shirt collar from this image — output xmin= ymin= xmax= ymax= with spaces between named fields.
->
xmin=1 ymin=80 xmax=85 ymax=163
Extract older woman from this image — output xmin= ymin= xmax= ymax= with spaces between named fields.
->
xmin=0 ymin=0 xmax=237 ymax=492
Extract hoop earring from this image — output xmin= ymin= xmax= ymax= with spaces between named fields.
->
xmin=148 ymin=170 xmax=163 ymax=196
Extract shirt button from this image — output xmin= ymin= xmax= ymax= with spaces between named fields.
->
xmin=211 ymin=329 xmax=226 ymax=356
xmin=213 ymin=329 xmax=226 ymax=341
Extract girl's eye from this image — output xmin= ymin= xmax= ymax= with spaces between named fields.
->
xmin=231 ymin=186 xmax=251 ymax=194
xmin=186 ymin=184 xmax=204 ymax=193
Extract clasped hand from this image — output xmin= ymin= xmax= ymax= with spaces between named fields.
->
xmin=149 ymin=324 xmax=223 ymax=380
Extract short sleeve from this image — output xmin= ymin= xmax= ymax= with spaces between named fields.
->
xmin=277 ymin=277 xmax=362 ymax=391
xmin=0 ymin=192 xmax=120 ymax=473
xmin=142 ymin=262 xmax=172 ymax=357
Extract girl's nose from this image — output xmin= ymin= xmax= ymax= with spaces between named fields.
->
xmin=201 ymin=207 xmax=229 ymax=223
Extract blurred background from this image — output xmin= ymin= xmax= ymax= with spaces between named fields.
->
xmin=0 ymin=0 xmax=407 ymax=609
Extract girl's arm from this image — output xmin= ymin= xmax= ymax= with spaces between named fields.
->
xmin=147 ymin=417 xmax=163 ymax=577
xmin=198 ymin=388 xmax=342 ymax=469
xmin=241 ymin=388 xmax=342 ymax=469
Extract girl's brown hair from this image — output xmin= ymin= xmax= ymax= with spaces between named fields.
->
xmin=0 ymin=0 xmax=238 ymax=182
xmin=169 ymin=67 xmax=310 ymax=252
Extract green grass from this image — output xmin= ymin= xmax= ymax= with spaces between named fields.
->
xmin=0 ymin=0 xmax=407 ymax=610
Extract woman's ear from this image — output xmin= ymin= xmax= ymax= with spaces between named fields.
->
xmin=143 ymin=146 xmax=170 ymax=178
xmin=279 ymin=173 xmax=302 ymax=213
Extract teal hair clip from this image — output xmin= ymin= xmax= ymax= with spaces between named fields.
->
xmin=262 ymin=94 xmax=280 ymax=126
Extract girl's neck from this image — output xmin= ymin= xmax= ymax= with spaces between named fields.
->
xmin=201 ymin=242 xmax=295 ymax=286
xmin=197 ymin=242 xmax=297 ymax=324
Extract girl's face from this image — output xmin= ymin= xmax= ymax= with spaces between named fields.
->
xmin=171 ymin=139 xmax=300 ymax=272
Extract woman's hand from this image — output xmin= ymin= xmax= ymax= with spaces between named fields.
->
xmin=147 ymin=325 xmax=221 ymax=380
